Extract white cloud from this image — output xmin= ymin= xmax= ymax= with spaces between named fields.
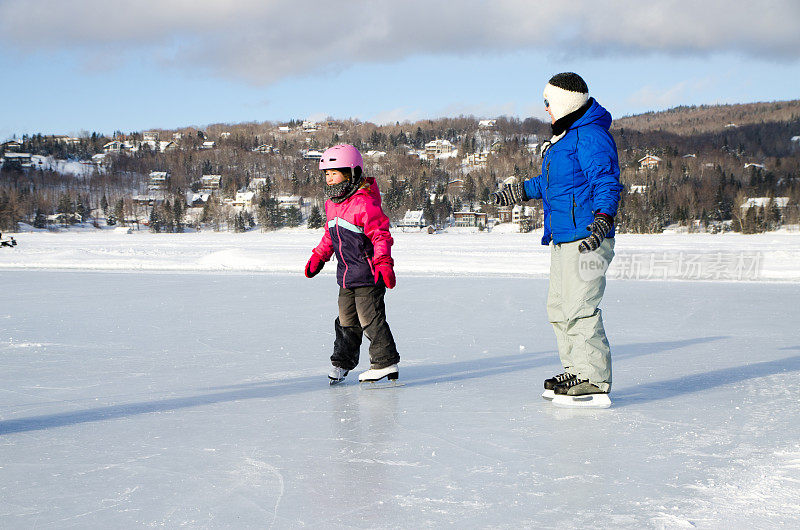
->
xmin=1 ymin=1 xmax=798 ymax=85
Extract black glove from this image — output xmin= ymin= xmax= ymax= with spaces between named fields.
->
xmin=578 ymin=213 xmax=613 ymax=254
xmin=491 ymin=182 xmax=527 ymax=206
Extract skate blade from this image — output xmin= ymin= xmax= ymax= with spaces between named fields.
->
xmin=552 ymin=393 xmax=611 ymax=409
xmin=329 ymin=378 xmax=346 ymax=386
xmin=359 ymin=379 xmax=404 ymax=390
xmin=541 ymin=389 xmax=555 ymax=401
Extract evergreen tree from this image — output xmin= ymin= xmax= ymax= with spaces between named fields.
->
xmin=173 ymin=199 xmax=184 ymax=232
xmin=149 ymin=206 xmax=163 ymax=233
xmin=284 ymin=206 xmax=302 ymax=227
xmin=307 ymin=205 xmax=324 ymax=229
xmin=114 ymin=199 xmax=125 ymax=226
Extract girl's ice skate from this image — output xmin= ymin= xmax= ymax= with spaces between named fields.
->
xmin=328 ymin=366 xmax=349 ymax=385
xmin=358 ymin=364 xmax=401 ymax=388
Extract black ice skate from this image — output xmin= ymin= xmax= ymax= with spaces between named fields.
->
xmin=542 ymin=372 xmax=577 ymax=401
xmin=551 ymin=378 xmax=611 ymax=409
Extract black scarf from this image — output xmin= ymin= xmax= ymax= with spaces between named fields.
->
xmin=326 ymin=174 xmax=364 ymax=204
xmin=551 ymin=98 xmax=593 ymax=137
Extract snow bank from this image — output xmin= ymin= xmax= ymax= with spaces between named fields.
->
xmin=0 ymin=228 xmax=798 ymax=282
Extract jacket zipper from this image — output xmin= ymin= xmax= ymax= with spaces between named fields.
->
xmin=545 ymin=160 xmax=552 ymax=237
xmin=571 ymin=197 xmax=577 ymax=228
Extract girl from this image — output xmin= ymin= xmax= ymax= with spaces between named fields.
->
xmin=304 ymin=144 xmax=400 ymax=384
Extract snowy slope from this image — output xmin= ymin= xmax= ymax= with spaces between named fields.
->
xmin=1 ymin=271 xmax=799 ymax=527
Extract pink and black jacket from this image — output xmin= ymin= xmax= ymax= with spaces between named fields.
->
xmin=311 ymin=177 xmax=394 ymax=289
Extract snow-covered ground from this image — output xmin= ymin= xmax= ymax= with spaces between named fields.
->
xmin=1 ymin=230 xmax=799 ymax=527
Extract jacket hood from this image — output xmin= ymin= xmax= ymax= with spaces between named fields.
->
xmin=572 ymin=98 xmax=612 ymax=131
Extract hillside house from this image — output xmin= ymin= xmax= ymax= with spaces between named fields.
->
xmin=200 ymin=174 xmax=222 ymax=192
xmin=248 ymin=177 xmax=269 ymax=190
xmin=278 ymin=126 xmax=291 ymax=133
xmin=200 ymin=141 xmax=216 ymax=150
xmin=446 ymin=179 xmax=465 ymax=198
xmin=512 ymin=204 xmax=538 ymax=224
xmin=103 ymin=140 xmax=136 ymax=154
xmin=744 ymin=163 xmax=766 ymax=170
xmin=629 ymin=185 xmax=648 ymax=194
xmin=425 ymin=139 xmax=458 ymax=160
xmin=302 ymin=121 xmax=318 ymax=132
xmin=478 ymin=119 xmax=496 ymax=129
xmin=224 ymin=191 xmax=256 ymax=210
xmin=91 ymin=153 xmax=107 ymax=166
xmin=1 ymin=152 xmax=33 ymax=168
xmin=454 ymin=208 xmax=487 ymax=228
xmin=1 ymin=140 xmax=22 ymax=151
xmin=302 ymin=150 xmax=323 ymax=161
xmin=462 ymin=151 xmax=489 ymax=170
xmin=365 ymin=150 xmax=386 ymax=159
xmin=142 ymin=131 xmax=159 ymax=142
xmin=219 ymin=132 xmax=231 ymax=139
xmin=277 ymin=195 xmax=304 ymax=210
xmin=148 ymin=171 xmax=169 ymax=191
xmin=52 ymin=135 xmax=81 ymax=145
xmin=638 ymin=154 xmax=662 ymax=170
xmin=395 ymin=210 xmax=426 ymax=230
xmin=497 ymin=206 xmax=513 ymax=224
xmin=252 ymin=144 xmax=275 ymax=154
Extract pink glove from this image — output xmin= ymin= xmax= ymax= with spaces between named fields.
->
xmin=374 ymin=264 xmax=396 ymax=289
xmin=305 ymin=254 xmax=325 ymax=278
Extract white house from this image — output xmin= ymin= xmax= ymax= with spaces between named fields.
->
xmin=511 ymin=204 xmax=537 ymax=224
xmin=478 ymin=119 xmax=497 ymax=129
xmin=1 ymin=152 xmax=33 ymax=168
xmin=148 ymin=171 xmax=169 ymax=191
xmin=200 ymin=141 xmax=216 ymax=150
xmin=277 ymin=195 xmax=303 ymax=210
xmin=395 ymin=210 xmax=426 ymax=229
xmin=248 ymin=177 xmax=269 ymax=190
xmin=424 ymin=139 xmax=458 ymax=160
xmin=302 ymin=150 xmax=323 ymax=161
xmin=224 ymin=191 xmax=256 ymax=210
xmin=638 ymin=154 xmax=662 ymax=170
xmin=200 ymin=174 xmax=222 ymax=192
xmin=744 ymin=163 xmax=766 ymax=170
xmin=629 ymin=185 xmax=648 ymax=194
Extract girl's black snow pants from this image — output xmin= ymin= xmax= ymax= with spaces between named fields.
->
xmin=331 ymin=285 xmax=399 ymax=370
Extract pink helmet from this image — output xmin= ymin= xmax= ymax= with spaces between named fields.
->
xmin=319 ymin=144 xmax=363 ymax=171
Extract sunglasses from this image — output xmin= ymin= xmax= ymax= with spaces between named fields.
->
xmin=544 ymin=99 xmax=550 ymax=108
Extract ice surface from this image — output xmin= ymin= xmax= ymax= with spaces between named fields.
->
xmin=1 ymin=270 xmax=799 ymax=527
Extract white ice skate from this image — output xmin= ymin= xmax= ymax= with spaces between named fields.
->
xmin=328 ymin=366 xmax=349 ymax=385
xmin=358 ymin=364 xmax=402 ymax=388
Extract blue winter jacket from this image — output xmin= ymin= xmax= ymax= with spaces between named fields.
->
xmin=523 ymin=98 xmax=623 ymax=245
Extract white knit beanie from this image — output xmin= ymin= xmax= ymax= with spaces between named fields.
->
xmin=543 ymin=72 xmax=589 ymax=122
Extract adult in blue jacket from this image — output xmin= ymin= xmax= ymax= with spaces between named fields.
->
xmin=493 ymin=72 xmax=623 ymax=405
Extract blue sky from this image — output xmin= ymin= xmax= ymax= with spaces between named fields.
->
xmin=1 ymin=1 xmax=799 ymax=140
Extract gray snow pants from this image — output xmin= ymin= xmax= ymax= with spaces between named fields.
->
xmin=547 ymin=238 xmax=615 ymax=392
xmin=331 ymin=285 xmax=399 ymax=371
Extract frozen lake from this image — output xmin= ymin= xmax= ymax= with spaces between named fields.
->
xmin=1 ymin=270 xmax=798 ymax=527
